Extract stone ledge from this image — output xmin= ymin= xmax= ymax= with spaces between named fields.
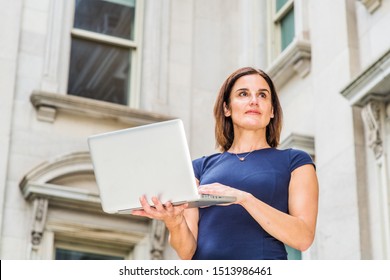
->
xmin=267 ymin=39 xmax=312 ymax=89
xmin=280 ymin=133 xmax=315 ymax=157
xmin=30 ymin=91 xmax=173 ymax=125
xmin=340 ymin=49 xmax=390 ymax=106
xmin=21 ymin=181 xmax=100 ymax=205
xmin=19 ymin=151 xmax=149 ymax=220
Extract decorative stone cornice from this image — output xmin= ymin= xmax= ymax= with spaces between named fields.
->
xmin=20 ymin=152 xmax=93 ymax=186
xmin=279 ymin=133 xmax=315 ymax=157
xmin=340 ymin=49 xmax=390 ymax=107
xmin=21 ymin=181 xmax=101 ymax=207
xmin=30 ymin=91 xmax=173 ymax=125
xmin=362 ymin=101 xmax=384 ymax=159
xmin=19 ymin=152 xmax=151 ymax=221
xmin=19 ymin=152 xmax=101 ymax=211
xmin=267 ymin=38 xmax=312 ymax=89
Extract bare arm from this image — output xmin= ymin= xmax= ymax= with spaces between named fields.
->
xmin=131 ymin=180 xmax=200 ymax=259
xmin=167 ymin=207 xmax=198 ymax=259
xmin=198 ymin=164 xmax=318 ymax=251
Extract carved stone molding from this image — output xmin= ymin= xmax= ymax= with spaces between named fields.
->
xmin=150 ymin=220 xmax=167 ymax=260
xmin=386 ymin=102 xmax=390 ymax=121
xmin=19 ymin=152 xmax=102 ymax=212
xmin=359 ymin=0 xmax=382 ymax=13
xmin=30 ymin=91 xmax=173 ymax=125
xmin=31 ymin=198 xmax=49 ymax=247
xmin=362 ymin=101 xmax=383 ymax=159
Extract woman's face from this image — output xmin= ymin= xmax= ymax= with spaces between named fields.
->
xmin=224 ymin=74 xmax=274 ymax=132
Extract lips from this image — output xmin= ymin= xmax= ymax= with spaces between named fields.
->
xmin=245 ymin=110 xmax=261 ymax=115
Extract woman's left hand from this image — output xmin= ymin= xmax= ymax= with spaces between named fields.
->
xmin=198 ymin=183 xmax=249 ymax=206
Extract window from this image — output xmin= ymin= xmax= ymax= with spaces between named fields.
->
xmin=56 ymin=248 xmax=124 ymax=260
xmin=273 ymin=0 xmax=295 ymax=55
xmin=267 ymin=0 xmax=311 ymax=88
xmin=67 ymin=0 xmax=140 ymax=106
xmin=286 ymin=245 xmax=302 ymax=260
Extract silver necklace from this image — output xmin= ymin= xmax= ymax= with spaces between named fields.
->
xmin=231 ymin=145 xmax=270 ymax=162
xmin=234 ymin=150 xmax=255 ymax=162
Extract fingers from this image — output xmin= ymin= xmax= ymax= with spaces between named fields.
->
xmin=197 ymin=183 xmax=242 ymax=206
xmin=164 ymin=201 xmax=174 ymax=213
xmin=132 ymin=195 xmax=188 ymax=220
xmin=152 ymin=196 xmax=165 ymax=212
xmin=131 ymin=196 xmax=156 ymax=218
xmin=198 ymin=183 xmax=225 ymax=194
xmin=139 ymin=196 xmax=162 ymax=217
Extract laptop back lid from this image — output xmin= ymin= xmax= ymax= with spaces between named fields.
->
xmin=88 ymin=119 xmax=199 ymax=213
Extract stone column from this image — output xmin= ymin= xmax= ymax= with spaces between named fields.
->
xmin=362 ymin=100 xmax=390 ymax=258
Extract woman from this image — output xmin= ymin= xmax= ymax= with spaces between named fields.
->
xmin=132 ymin=67 xmax=319 ymax=260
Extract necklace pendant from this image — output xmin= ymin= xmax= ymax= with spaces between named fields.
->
xmin=239 ymin=157 xmax=245 ymax=161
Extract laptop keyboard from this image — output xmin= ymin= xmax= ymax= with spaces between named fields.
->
xmin=201 ymin=194 xmax=224 ymax=199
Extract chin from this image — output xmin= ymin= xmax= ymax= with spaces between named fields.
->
xmin=237 ymin=121 xmax=266 ymax=131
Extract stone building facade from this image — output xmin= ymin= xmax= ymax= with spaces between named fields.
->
xmin=0 ymin=0 xmax=389 ymax=260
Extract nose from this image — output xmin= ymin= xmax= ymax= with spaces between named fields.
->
xmin=249 ymin=93 xmax=259 ymax=105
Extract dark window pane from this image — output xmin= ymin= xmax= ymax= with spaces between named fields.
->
xmin=285 ymin=245 xmax=302 ymax=260
xmin=56 ymin=248 xmax=124 ymax=260
xmin=68 ymin=38 xmax=131 ymax=105
xmin=280 ymin=7 xmax=295 ymax=51
xmin=276 ymin=0 xmax=288 ymax=12
xmin=74 ymin=0 xmax=135 ymax=40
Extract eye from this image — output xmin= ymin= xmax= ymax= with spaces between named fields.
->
xmin=258 ymin=91 xmax=268 ymax=98
xmin=238 ymin=91 xmax=248 ymax=97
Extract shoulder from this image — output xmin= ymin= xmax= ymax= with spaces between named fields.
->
xmin=262 ymin=148 xmax=314 ymax=172
xmin=286 ymin=148 xmax=315 ymax=172
xmin=192 ymin=152 xmax=223 ymax=179
xmin=192 ymin=152 xmax=223 ymax=168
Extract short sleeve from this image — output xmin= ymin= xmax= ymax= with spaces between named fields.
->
xmin=192 ymin=156 xmax=206 ymax=180
xmin=289 ymin=149 xmax=315 ymax=173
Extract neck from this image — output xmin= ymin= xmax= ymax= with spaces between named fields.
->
xmin=229 ymin=130 xmax=269 ymax=153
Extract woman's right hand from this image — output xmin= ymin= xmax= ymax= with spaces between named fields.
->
xmin=132 ymin=195 xmax=199 ymax=260
xmin=131 ymin=195 xmax=189 ymax=230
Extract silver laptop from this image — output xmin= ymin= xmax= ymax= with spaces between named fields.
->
xmin=87 ymin=119 xmax=236 ymax=214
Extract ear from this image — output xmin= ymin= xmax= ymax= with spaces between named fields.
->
xmin=270 ymin=107 xmax=274 ymax=118
xmin=223 ymin=102 xmax=231 ymax=117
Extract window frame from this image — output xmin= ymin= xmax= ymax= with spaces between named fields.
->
xmin=55 ymin=238 xmax=129 ymax=260
xmin=67 ymin=0 xmax=144 ymax=108
xmin=270 ymin=0 xmax=295 ymax=60
xmin=266 ymin=0 xmax=312 ymax=88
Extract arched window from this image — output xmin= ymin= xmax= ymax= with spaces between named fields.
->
xmin=19 ymin=152 xmax=166 ymax=260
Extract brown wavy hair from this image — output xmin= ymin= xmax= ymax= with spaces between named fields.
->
xmin=213 ymin=67 xmax=283 ymax=151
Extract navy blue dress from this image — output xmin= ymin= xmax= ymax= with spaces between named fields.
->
xmin=191 ymin=148 xmax=315 ymax=260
